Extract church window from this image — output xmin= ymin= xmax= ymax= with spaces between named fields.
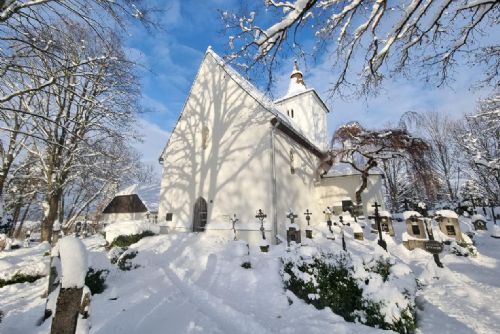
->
xmin=202 ymin=126 xmax=210 ymax=150
xmin=290 ymin=149 xmax=296 ymax=174
xmin=291 ymin=109 xmax=294 ymax=118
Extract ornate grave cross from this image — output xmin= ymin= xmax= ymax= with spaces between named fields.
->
xmin=286 ymin=210 xmax=298 ymax=225
xmin=334 ymin=216 xmax=349 ymax=251
xmin=371 ymin=202 xmax=387 ymax=252
xmin=255 ymin=209 xmax=267 ymax=240
xmin=304 ymin=209 xmax=312 ymax=226
xmin=323 ymin=207 xmax=334 ymax=234
xmin=304 ymin=209 xmax=313 ymax=239
xmin=422 ymin=209 xmax=444 ymax=268
xmin=230 ymin=214 xmax=239 ymax=241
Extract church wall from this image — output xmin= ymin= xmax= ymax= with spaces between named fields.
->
xmin=159 ymin=53 xmax=274 ymax=241
xmin=275 ymin=92 xmax=328 ymax=150
xmin=101 ymin=212 xmax=147 ymax=223
xmin=273 ymin=131 xmax=322 ymax=239
xmin=317 ymin=175 xmax=385 ymax=216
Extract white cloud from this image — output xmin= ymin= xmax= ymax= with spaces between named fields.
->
xmin=134 ymin=118 xmax=170 ymax=174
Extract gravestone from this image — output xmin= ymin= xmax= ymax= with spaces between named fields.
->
xmin=50 ymin=288 xmax=84 ymax=334
xmin=402 ymin=212 xmax=427 ymax=251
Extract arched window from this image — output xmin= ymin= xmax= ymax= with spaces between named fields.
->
xmin=290 ymin=149 xmax=296 ymax=174
xmin=291 ymin=109 xmax=294 ymax=118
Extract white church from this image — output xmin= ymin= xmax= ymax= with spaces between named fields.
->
xmin=158 ymin=47 xmax=384 ymax=244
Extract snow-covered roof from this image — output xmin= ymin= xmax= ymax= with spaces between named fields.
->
xmin=113 ymin=183 xmax=160 ymax=212
xmin=402 ymin=211 xmax=422 ymax=221
xmin=379 ymin=210 xmax=392 ymax=218
xmin=471 ymin=214 xmax=486 ymax=222
xmin=350 ymin=222 xmax=363 ymax=233
xmin=435 ymin=210 xmax=459 ymax=219
xmin=160 ymin=47 xmax=326 ymax=162
xmin=323 ymin=163 xmax=384 ymax=177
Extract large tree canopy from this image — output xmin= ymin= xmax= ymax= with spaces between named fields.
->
xmin=330 ymin=121 xmax=429 ymax=203
xmin=223 ymin=0 xmax=499 ymax=96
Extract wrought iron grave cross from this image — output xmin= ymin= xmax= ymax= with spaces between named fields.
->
xmin=255 ymin=209 xmax=267 ymax=240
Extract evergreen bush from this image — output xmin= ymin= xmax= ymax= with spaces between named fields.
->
xmin=282 ymin=251 xmax=417 ymax=333
xmin=117 ymin=250 xmax=139 ymax=271
xmin=85 ymin=268 xmax=109 ymax=294
xmin=110 ymin=231 xmax=155 ymax=248
xmin=241 ymin=261 xmax=252 ymax=269
xmin=0 ymin=272 xmax=44 ymax=288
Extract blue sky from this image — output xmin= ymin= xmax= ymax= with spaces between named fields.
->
xmin=128 ymin=0 xmax=493 ymax=175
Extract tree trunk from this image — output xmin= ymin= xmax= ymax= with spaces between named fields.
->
xmin=355 ymin=160 xmax=377 ymax=204
xmin=41 ymin=192 xmax=61 ymax=242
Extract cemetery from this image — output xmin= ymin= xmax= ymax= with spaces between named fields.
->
xmin=0 ymin=1 xmax=498 ymax=333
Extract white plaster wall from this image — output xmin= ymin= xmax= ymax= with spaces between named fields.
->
xmin=317 ymin=175 xmax=385 ymax=216
xmin=275 ymin=92 xmax=328 ymax=150
xmin=159 ymin=53 xmax=274 ymax=236
xmin=273 ymin=131 xmax=323 ymax=240
xmin=101 ymin=212 xmax=147 ymax=223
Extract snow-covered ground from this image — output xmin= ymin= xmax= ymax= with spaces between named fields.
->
xmin=1 ymin=217 xmax=500 ymax=333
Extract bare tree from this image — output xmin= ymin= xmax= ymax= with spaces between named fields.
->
xmin=223 ymin=1 xmax=499 ymax=95
xmin=13 ymin=21 xmax=141 ymax=242
xmin=330 ymin=121 xmax=428 ymax=204
xmin=455 ymin=92 xmax=499 ymax=202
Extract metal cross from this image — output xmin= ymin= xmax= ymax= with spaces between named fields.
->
xmin=334 ymin=215 xmax=350 ymax=251
xmin=304 ymin=209 xmax=312 ymax=226
xmin=323 ymin=207 xmax=333 ymax=233
xmin=255 ymin=209 xmax=267 ymax=240
xmin=286 ymin=210 xmax=298 ymax=225
xmin=371 ymin=202 xmax=387 ymax=252
xmin=230 ymin=214 xmax=239 ymax=241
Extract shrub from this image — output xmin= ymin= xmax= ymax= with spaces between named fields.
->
xmin=365 ymin=257 xmax=393 ymax=282
xmin=0 ymin=272 xmax=45 ymax=288
xmin=241 ymin=261 xmax=252 ymax=269
xmin=282 ymin=251 xmax=417 ymax=333
xmin=117 ymin=250 xmax=139 ymax=271
xmin=110 ymin=231 xmax=155 ymax=248
xmin=85 ymin=268 xmax=109 ymax=294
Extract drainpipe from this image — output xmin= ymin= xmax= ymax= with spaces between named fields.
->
xmin=271 ymin=119 xmax=281 ymax=244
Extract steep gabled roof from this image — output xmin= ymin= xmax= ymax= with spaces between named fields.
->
xmin=102 ymin=194 xmax=148 ymax=214
xmin=159 ymin=47 xmax=325 ymax=162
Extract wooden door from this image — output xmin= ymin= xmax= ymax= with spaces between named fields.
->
xmin=193 ymin=197 xmax=208 ymax=232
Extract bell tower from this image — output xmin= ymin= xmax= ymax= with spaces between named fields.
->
xmin=275 ymin=61 xmax=329 ymax=150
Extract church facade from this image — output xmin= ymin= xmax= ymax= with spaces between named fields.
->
xmin=158 ymin=47 xmax=384 ymax=244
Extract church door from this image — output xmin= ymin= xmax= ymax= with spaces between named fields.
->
xmin=193 ymin=197 xmax=208 ymax=232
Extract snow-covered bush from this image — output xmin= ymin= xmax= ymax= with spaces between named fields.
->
xmin=110 ymin=231 xmax=155 ymax=248
xmin=449 ymin=242 xmax=477 ymax=257
xmin=0 ymin=272 xmax=45 ymax=288
xmin=281 ymin=249 xmax=417 ymax=333
xmin=104 ymin=221 xmax=159 ymax=245
xmin=85 ymin=268 xmax=109 ymax=294
xmin=116 ymin=250 xmax=139 ymax=271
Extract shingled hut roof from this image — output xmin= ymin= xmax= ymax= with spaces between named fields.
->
xmin=102 ymin=194 xmax=148 ymax=214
